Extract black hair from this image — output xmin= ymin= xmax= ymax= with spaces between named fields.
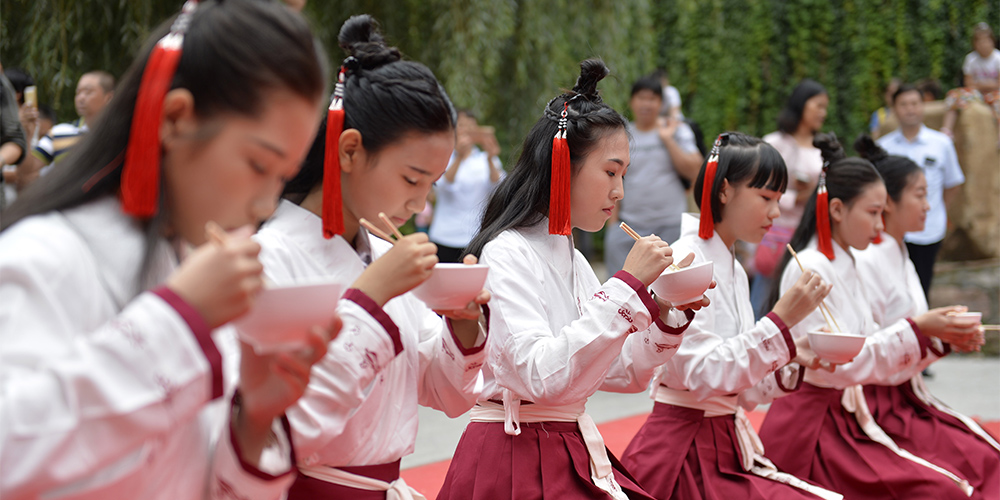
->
xmin=283 ymin=14 xmax=456 ymax=202
xmin=2 ymin=0 xmax=327 ymax=286
xmin=3 ymin=68 xmax=34 ymax=102
xmin=777 ymin=79 xmax=827 ymax=134
xmin=916 ymin=79 xmax=943 ymax=101
xmin=82 ymin=70 xmax=116 ymax=94
xmin=456 ymin=108 xmax=477 ymax=121
xmin=693 ymin=132 xmax=788 ymax=224
xmin=37 ymin=103 xmax=56 ymax=123
xmin=631 ymin=74 xmax=663 ymax=98
xmin=464 ymin=59 xmax=628 ymax=258
xmin=891 ymin=83 xmax=921 ymax=105
xmin=854 ymin=134 xmax=920 ymax=203
xmin=766 ymin=132 xmax=883 ymax=308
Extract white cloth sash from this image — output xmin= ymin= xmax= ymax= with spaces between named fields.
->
xmin=653 ymin=386 xmax=843 ymax=499
xmin=469 ymin=391 xmax=628 ymax=500
xmin=910 ymin=375 xmax=1000 ymax=452
xmin=841 ymin=384 xmax=974 ymax=496
xmin=298 ymin=464 xmax=425 ymax=500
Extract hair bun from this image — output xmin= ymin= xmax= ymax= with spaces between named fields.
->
xmin=571 ymin=59 xmax=609 ymax=100
xmin=853 ymin=134 xmax=889 ymax=165
xmin=813 ymin=132 xmax=846 ymax=165
xmin=338 ymin=14 xmax=401 ymax=69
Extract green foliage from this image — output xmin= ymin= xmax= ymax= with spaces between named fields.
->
xmin=2 ymin=0 xmax=997 ymax=150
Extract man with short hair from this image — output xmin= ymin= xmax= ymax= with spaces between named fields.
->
xmin=17 ymin=71 xmax=114 ymax=188
xmin=877 ymin=84 xmax=965 ymax=299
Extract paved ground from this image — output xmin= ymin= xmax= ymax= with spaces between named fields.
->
xmin=402 ymin=354 xmax=1000 ymax=469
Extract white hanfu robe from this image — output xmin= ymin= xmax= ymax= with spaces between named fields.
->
xmin=0 ymin=198 xmax=294 ymax=500
xmin=621 ymin=213 xmax=840 ymax=500
xmin=857 ymin=234 xmax=1000 ymax=497
xmin=438 ymin=219 xmax=693 ymax=500
xmin=254 ymin=201 xmax=485 ymax=481
xmin=758 ymin=238 xmax=974 ymax=498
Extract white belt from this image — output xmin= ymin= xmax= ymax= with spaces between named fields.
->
xmin=842 ymin=384 xmax=974 ymax=496
xmin=298 ymin=464 xmax=425 ymax=500
xmin=469 ymin=390 xmax=628 ymax=500
xmin=654 ymin=386 xmax=843 ymax=500
xmin=910 ymin=375 xmax=1000 ymax=452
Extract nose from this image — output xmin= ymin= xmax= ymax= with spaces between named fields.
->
xmin=405 ymin=196 xmax=427 ymax=216
xmin=769 ymin=202 xmax=781 ymax=220
xmin=874 ymin=214 xmax=885 ymax=234
xmin=611 ymin=176 xmax=624 ymax=202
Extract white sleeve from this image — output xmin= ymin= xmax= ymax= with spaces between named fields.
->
xmin=208 ymin=402 xmax=295 ymax=500
xmin=0 ymin=246 xmax=222 ymax=497
xmin=484 ymin=243 xmax=690 ymax=406
xmin=779 ymin=259 xmax=932 ymax=387
xmin=415 ymin=302 xmax=487 ymax=417
xmin=256 ymin=238 xmax=406 ymax=460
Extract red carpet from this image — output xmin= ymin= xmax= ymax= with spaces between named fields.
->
xmin=400 ymin=410 xmax=999 ymax=499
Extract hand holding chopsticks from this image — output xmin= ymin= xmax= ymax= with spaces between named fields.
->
xmin=785 ymin=244 xmax=840 ymax=333
xmin=620 ymin=221 xmax=681 ymax=271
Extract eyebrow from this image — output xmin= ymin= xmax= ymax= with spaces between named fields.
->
xmin=250 ymin=137 xmax=286 ymax=158
xmin=607 ymin=158 xmax=626 ymax=166
xmin=408 ymin=165 xmax=433 ymax=176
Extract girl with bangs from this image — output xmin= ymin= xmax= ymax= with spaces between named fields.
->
xmin=621 ymin=132 xmax=841 ymax=500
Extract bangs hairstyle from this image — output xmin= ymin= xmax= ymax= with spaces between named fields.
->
xmin=693 ymin=132 xmax=788 ymax=224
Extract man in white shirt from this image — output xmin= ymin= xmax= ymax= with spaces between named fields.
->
xmin=878 ymin=84 xmax=965 ymax=298
xmin=428 ymin=110 xmax=503 ymax=262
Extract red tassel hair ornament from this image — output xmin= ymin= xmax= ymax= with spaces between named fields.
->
xmin=698 ymin=134 xmax=725 ymax=239
xmin=121 ymin=0 xmax=198 ymax=218
xmin=549 ymin=102 xmax=571 ymax=235
xmin=321 ymin=63 xmax=350 ymax=239
xmin=815 ymin=164 xmax=835 ymax=260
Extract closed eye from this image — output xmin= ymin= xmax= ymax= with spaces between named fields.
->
xmin=404 ymin=177 xmax=418 ymax=186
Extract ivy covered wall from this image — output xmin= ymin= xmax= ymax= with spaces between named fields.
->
xmin=2 ymin=0 xmax=997 ymax=155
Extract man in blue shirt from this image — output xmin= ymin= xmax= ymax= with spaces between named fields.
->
xmin=877 ymin=84 xmax=965 ymax=299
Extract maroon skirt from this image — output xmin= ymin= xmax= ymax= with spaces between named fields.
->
xmin=620 ymin=402 xmax=828 ymax=499
xmin=287 ymin=460 xmax=401 ymax=500
xmin=865 ymin=382 xmax=1000 ymax=500
xmin=759 ymin=382 xmax=971 ymax=499
xmin=437 ymin=421 xmax=654 ymax=500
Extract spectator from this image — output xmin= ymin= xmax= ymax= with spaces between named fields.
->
xmin=870 ymin=77 xmax=901 ymax=139
xmin=0 ymin=64 xmax=27 ymax=209
xmin=941 ymin=22 xmax=1000 ymax=141
xmin=878 ymin=84 xmax=965 ymax=299
xmin=428 ymin=109 xmax=504 ymax=262
xmin=917 ymin=78 xmax=944 ymax=102
xmin=18 ymin=71 xmax=114 ymax=187
xmin=751 ymin=79 xmax=828 ymax=319
xmin=604 ymin=74 xmax=702 ymax=275
xmin=654 ymin=67 xmax=684 ymax=119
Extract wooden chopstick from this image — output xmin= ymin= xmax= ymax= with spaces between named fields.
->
xmin=981 ymin=325 xmax=1000 ymax=331
xmin=619 ymin=221 xmax=680 ymax=271
xmin=359 ymin=217 xmax=396 ymax=244
xmin=378 ymin=212 xmax=405 ymax=240
xmin=786 ymin=244 xmax=841 ymax=333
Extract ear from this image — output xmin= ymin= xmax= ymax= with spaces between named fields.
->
xmin=717 ymin=178 xmax=733 ymax=205
xmin=160 ymin=88 xmax=197 ymax=152
xmin=829 ymin=197 xmax=846 ymax=223
xmin=338 ymin=128 xmax=366 ymax=173
xmin=883 ymin=197 xmax=897 ymax=216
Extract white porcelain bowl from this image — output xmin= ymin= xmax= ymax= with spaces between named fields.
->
xmin=411 ymin=263 xmax=489 ymax=310
xmin=234 ymin=282 xmax=343 ymax=353
xmin=807 ymin=330 xmax=865 ymax=364
xmin=950 ymin=311 xmax=982 ymax=327
xmin=649 ymin=260 xmax=714 ymax=306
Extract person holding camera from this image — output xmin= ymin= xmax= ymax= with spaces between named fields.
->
xmin=428 ymin=109 xmax=504 ymax=262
